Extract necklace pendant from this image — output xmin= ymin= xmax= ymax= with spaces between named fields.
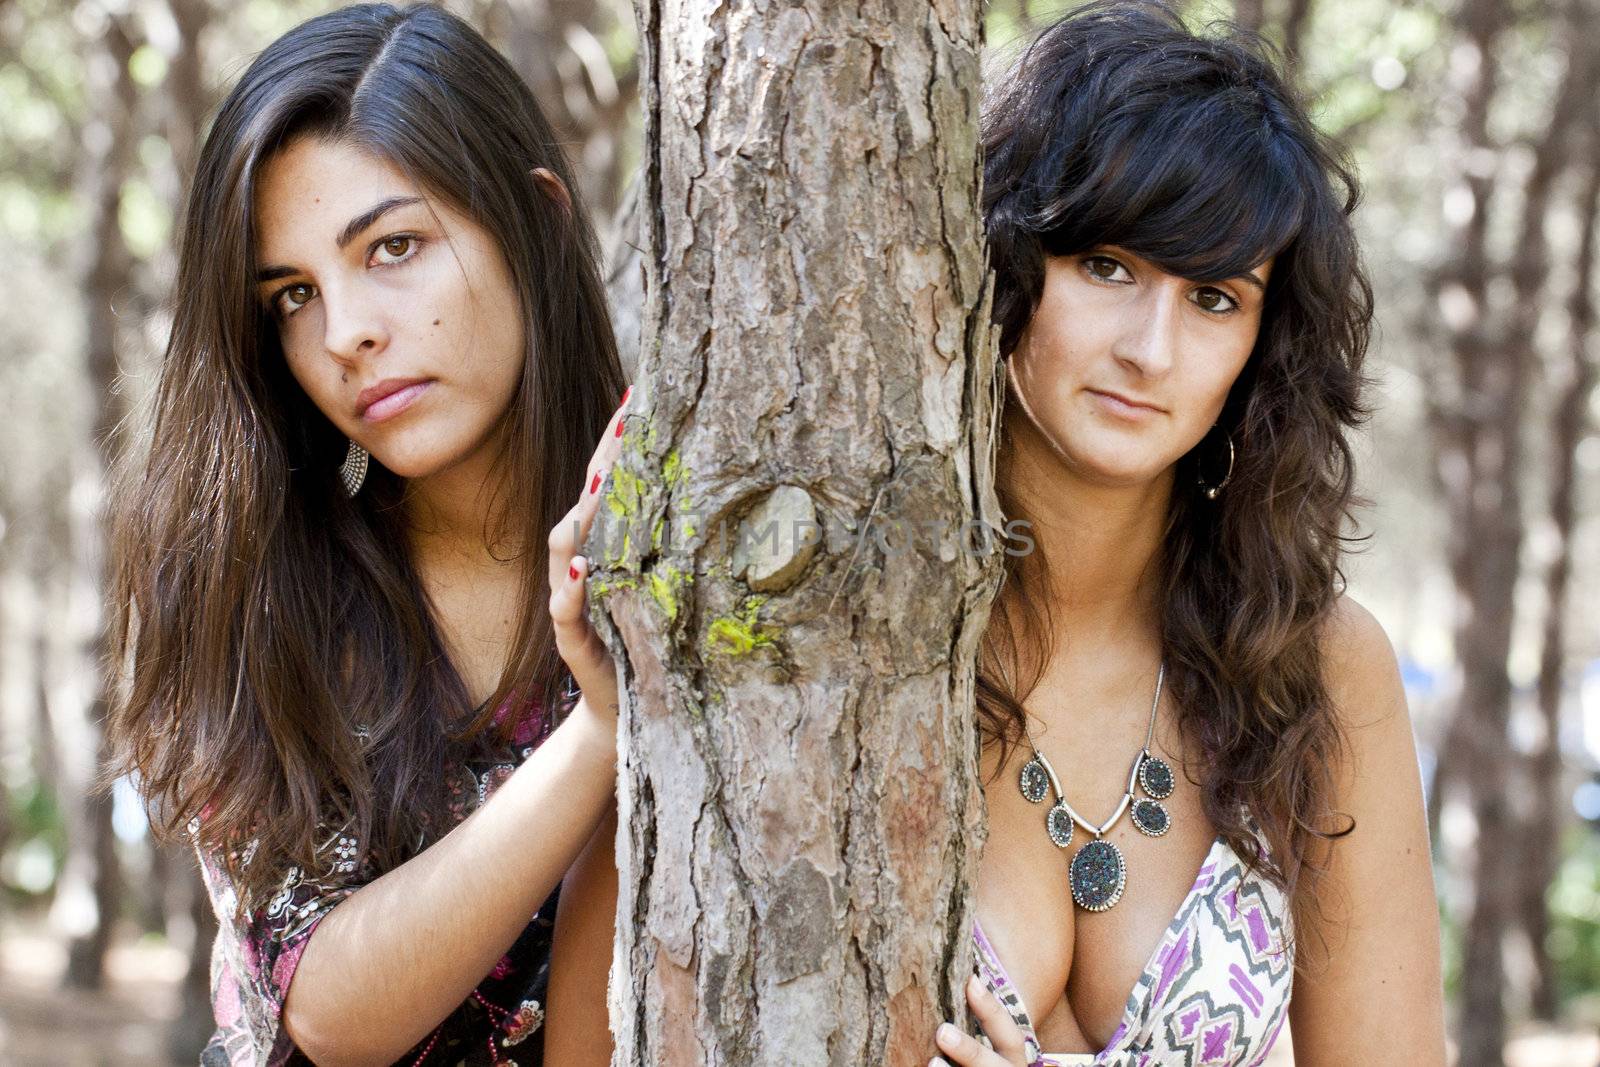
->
xmin=1138 ymin=753 xmax=1175 ymax=799
xmin=1046 ymin=802 xmax=1075 ymax=848
xmin=1019 ymin=757 xmax=1050 ymax=804
xmin=1131 ymin=797 xmax=1170 ymax=837
xmin=1068 ymin=838 xmax=1126 ymax=911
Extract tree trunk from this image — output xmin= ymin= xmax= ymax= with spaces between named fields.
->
xmin=487 ymin=0 xmax=640 ymax=222
xmin=162 ymin=0 xmax=211 ymax=189
xmin=1282 ymin=0 xmax=1313 ymax=64
xmin=599 ymin=2 xmax=1001 ymax=1063
xmin=1429 ymin=0 xmax=1513 ymax=1059
xmin=1524 ymin=136 xmax=1600 ymax=1023
xmin=0 ymin=600 xmax=9 ymax=862
xmin=31 ymin=624 xmax=60 ymax=800
xmin=171 ymin=856 xmax=221 ymax=1062
xmin=1233 ymin=0 xmax=1266 ymax=35
xmin=1430 ymin=0 xmax=1596 ymax=1059
xmin=55 ymin=9 xmax=141 ymax=993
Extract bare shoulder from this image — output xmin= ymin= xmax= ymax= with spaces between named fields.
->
xmin=1310 ymin=594 xmax=1425 ymax=863
xmin=1319 ymin=595 xmax=1408 ymax=736
xmin=1289 ymin=596 xmax=1445 ymax=1065
xmin=1308 ymin=595 xmax=1423 ymax=854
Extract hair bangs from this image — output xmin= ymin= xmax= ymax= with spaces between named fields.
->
xmin=1040 ymin=93 xmax=1308 ymax=282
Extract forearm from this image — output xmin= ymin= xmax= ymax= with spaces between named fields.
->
xmin=284 ymin=701 xmax=617 ymax=1067
xmin=546 ymin=806 xmax=620 ymax=1065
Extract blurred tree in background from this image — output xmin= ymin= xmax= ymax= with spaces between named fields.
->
xmin=1 ymin=0 xmax=1596 ymax=1064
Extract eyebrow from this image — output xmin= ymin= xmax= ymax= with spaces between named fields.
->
xmin=256 ymin=195 xmax=425 ymax=282
xmin=1235 ymin=272 xmax=1267 ymax=293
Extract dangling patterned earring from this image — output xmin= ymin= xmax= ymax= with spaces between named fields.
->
xmin=339 ymin=438 xmax=369 ymax=497
xmin=1197 ymin=430 xmax=1235 ymax=500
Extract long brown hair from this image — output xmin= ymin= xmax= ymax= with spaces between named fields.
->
xmin=979 ymin=1 xmax=1370 ymax=944
xmin=106 ymin=3 xmax=626 ymax=909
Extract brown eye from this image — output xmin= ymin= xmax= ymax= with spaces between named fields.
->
xmin=274 ymin=283 xmax=316 ymax=317
xmin=1085 ymin=255 xmax=1131 ymax=282
xmin=375 ymin=235 xmax=415 ymax=262
xmin=1193 ymin=287 xmax=1237 ymax=314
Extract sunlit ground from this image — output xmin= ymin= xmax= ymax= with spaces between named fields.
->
xmin=0 ymin=917 xmax=1595 ymax=1066
xmin=0 ymin=920 xmax=186 ymax=1066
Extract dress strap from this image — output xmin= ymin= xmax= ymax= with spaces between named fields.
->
xmin=971 ymin=918 xmax=1048 ymax=1066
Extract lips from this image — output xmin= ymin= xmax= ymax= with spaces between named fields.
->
xmin=356 ymin=377 xmax=433 ymax=422
xmin=1087 ymin=388 xmax=1165 ymax=414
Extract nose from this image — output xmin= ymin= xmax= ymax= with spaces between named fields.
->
xmin=320 ymin=280 xmax=389 ymax=369
xmin=1110 ymin=281 xmax=1180 ymax=378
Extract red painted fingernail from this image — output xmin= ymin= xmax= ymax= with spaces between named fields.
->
xmin=620 ymin=385 xmax=632 ymax=407
xmin=614 ymin=417 xmax=625 ymax=437
xmin=568 ymin=563 xmax=580 ymax=581
xmin=589 ymin=471 xmax=601 ymax=494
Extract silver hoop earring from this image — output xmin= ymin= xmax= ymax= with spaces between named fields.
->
xmin=1198 ymin=432 xmax=1235 ymax=500
xmin=339 ymin=438 xmax=369 ymax=497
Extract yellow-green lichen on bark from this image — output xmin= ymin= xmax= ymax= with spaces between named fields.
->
xmin=704 ymin=595 xmax=778 ymax=657
xmin=646 ymin=563 xmax=692 ymax=620
xmin=662 ymin=448 xmax=690 ymax=489
xmin=605 ymin=464 xmax=646 ymax=521
xmin=589 ymin=575 xmax=639 ymax=599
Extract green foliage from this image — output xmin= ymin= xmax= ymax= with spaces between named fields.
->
xmin=1550 ymin=825 xmax=1600 ymax=1005
xmin=119 ymin=175 xmax=170 ymax=258
xmin=1 ymin=780 xmax=67 ymax=902
xmin=127 ymin=44 xmax=167 ymax=88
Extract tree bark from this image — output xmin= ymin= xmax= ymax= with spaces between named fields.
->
xmin=0 ymin=602 xmax=9 ymax=862
xmin=1427 ymin=0 xmax=1514 ymax=1059
xmin=1524 ymin=128 xmax=1600 ymax=1023
xmin=162 ymin=0 xmax=211 ymax=190
xmin=54 ymin=9 xmax=141 ymax=993
xmin=172 ymin=852 xmax=222 ymax=1062
xmin=1233 ymin=0 xmax=1267 ymax=35
xmin=486 ymin=0 xmax=640 ymax=222
xmin=1281 ymin=0 xmax=1312 ymax=64
xmin=599 ymin=2 xmax=1001 ymax=1063
xmin=1428 ymin=0 xmax=1596 ymax=1059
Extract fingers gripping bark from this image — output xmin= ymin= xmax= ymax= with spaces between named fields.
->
xmin=929 ymin=975 xmax=1034 ymax=1067
xmin=547 ymin=386 xmax=632 ymax=719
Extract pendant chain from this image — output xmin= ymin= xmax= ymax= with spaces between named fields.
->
xmin=1017 ymin=662 xmax=1175 ymax=911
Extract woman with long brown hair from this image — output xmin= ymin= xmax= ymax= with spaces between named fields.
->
xmin=107 ymin=5 xmax=627 ymax=1064
xmin=929 ymin=4 xmax=1445 ymax=1065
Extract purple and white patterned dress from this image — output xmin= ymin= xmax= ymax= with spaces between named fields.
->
xmin=973 ymin=831 xmax=1293 ymax=1067
xmin=195 ymin=699 xmax=560 ymax=1067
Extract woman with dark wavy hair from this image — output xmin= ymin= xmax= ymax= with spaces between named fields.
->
xmin=928 ymin=4 xmax=1445 ymax=1065
xmin=105 ymin=4 xmax=629 ymax=1064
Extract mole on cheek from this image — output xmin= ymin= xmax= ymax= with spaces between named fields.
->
xmin=433 ymin=319 xmax=441 ymax=326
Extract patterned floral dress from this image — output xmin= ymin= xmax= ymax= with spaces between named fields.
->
xmin=973 ymin=829 xmax=1294 ymax=1067
xmin=195 ymin=701 xmax=561 ymax=1067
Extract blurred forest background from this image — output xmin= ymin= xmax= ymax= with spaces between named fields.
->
xmin=0 ymin=0 xmax=1595 ymax=1064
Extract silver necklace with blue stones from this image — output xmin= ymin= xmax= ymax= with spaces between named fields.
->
xmin=1017 ymin=663 xmax=1174 ymax=912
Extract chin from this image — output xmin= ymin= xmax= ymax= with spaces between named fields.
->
xmin=361 ymin=411 xmax=485 ymax=477
xmin=365 ymin=455 xmax=431 ymax=481
xmin=1064 ymin=449 xmax=1165 ymax=489
xmin=366 ymin=442 xmax=461 ymax=481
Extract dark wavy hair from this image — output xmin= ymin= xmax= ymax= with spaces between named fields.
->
xmin=106 ymin=3 xmax=625 ymax=909
xmin=979 ymin=0 xmax=1371 ymax=944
